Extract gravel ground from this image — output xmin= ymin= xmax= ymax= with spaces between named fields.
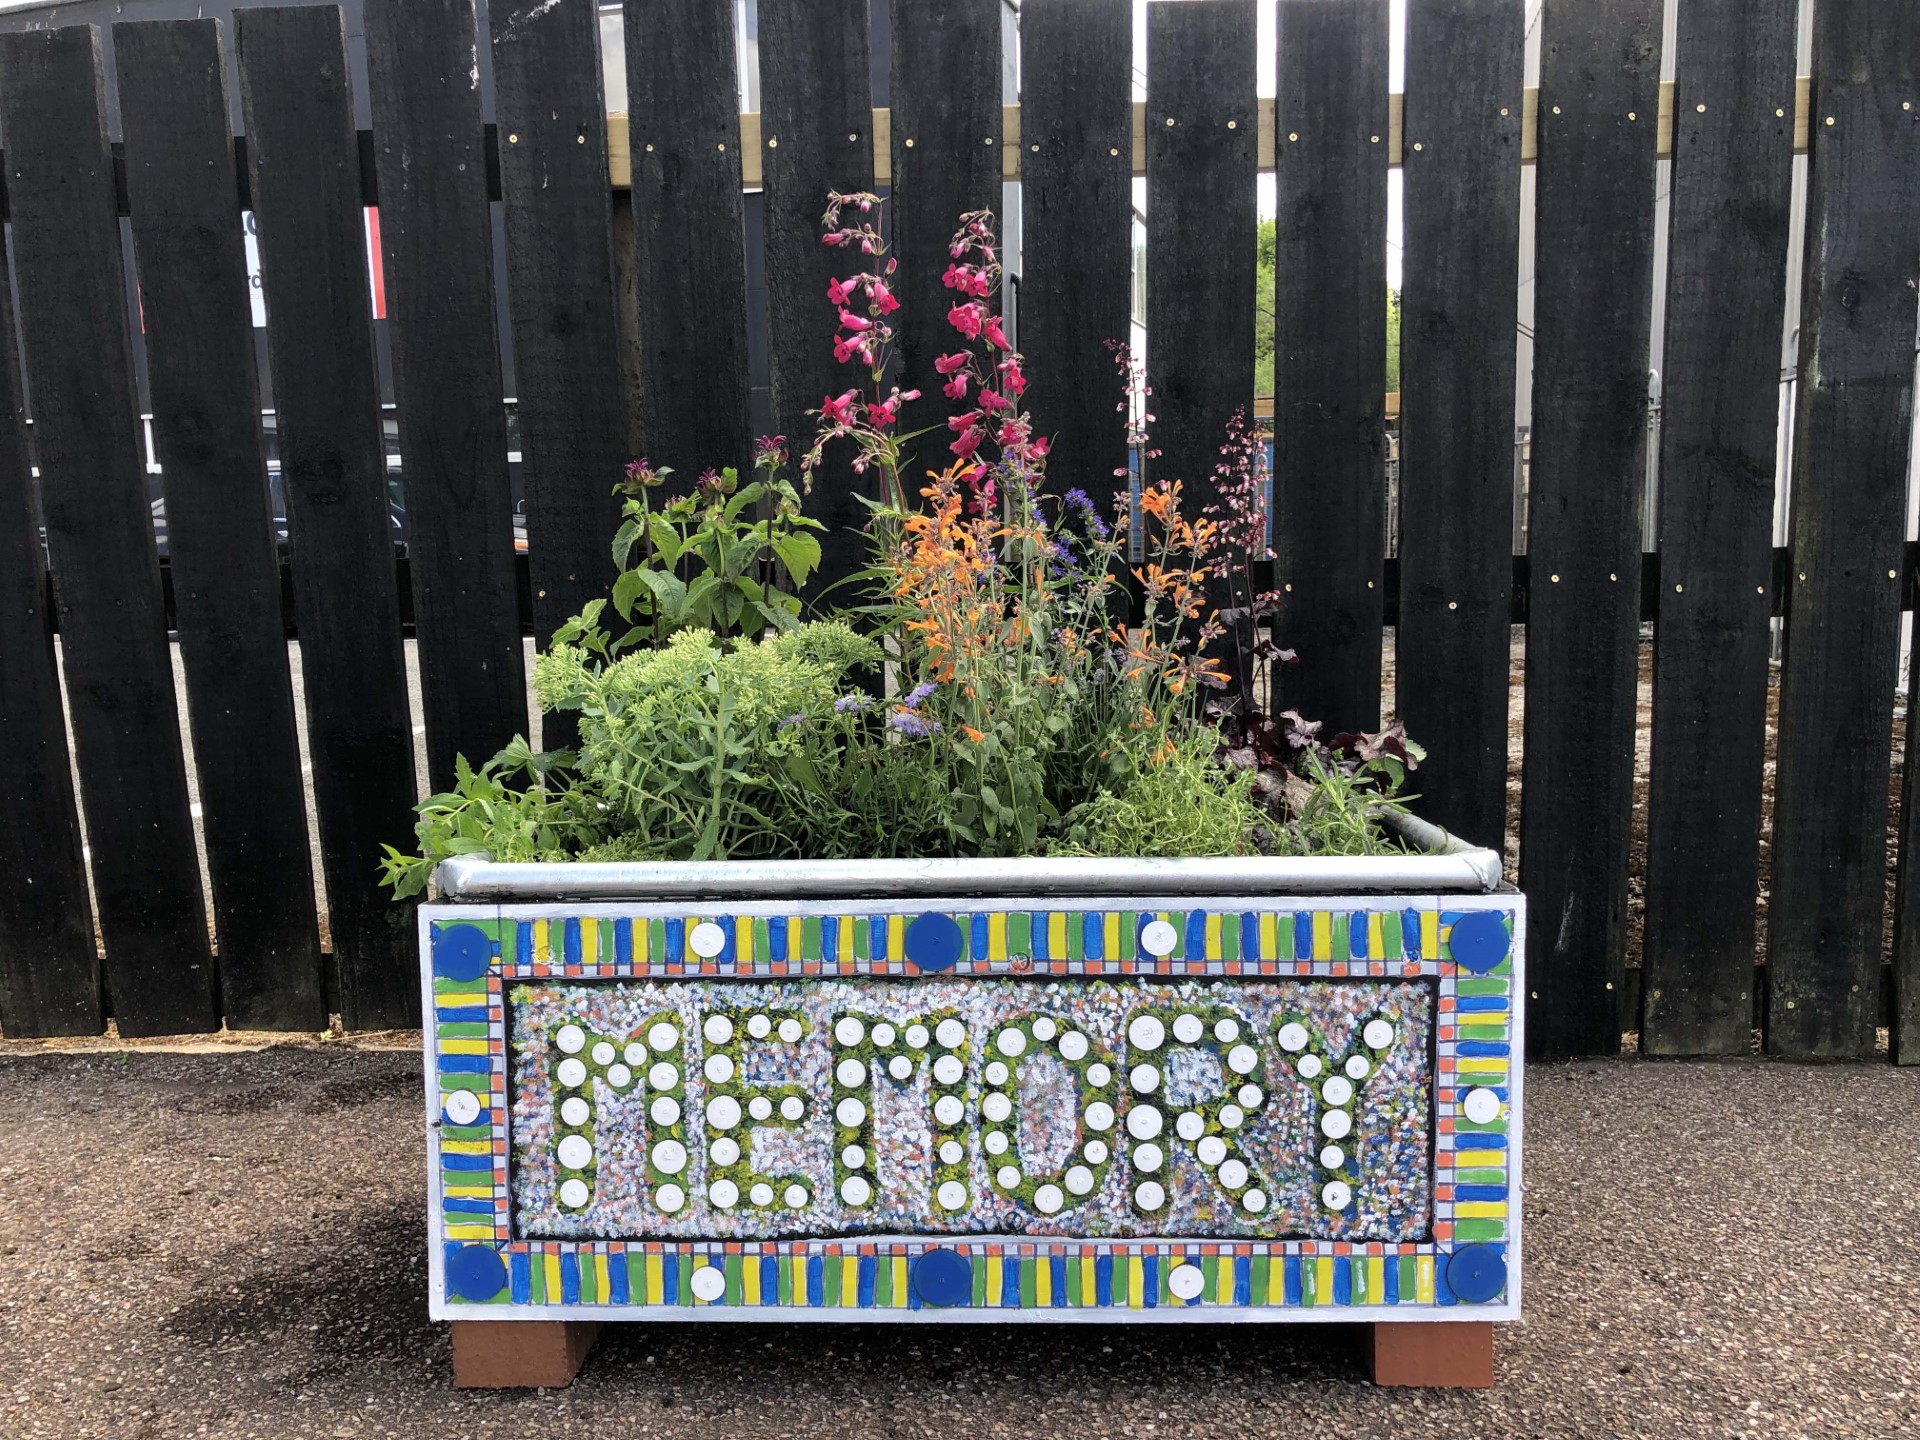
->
xmin=1 ymin=1045 xmax=1915 ymax=1439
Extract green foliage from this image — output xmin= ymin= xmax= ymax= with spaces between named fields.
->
xmin=1056 ymin=732 xmax=1269 ymax=858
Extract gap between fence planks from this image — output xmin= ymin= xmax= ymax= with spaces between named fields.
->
xmin=603 ymin=78 xmax=1817 ymax=189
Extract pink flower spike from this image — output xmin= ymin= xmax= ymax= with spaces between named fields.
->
xmin=870 ymin=282 xmax=900 ymax=315
xmin=947 ymin=410 xmax=983 ymax=432
xmin=822 ymin=232 xmax=846 ymax=246
xmin=942 ymin=375 xmax=970 ymax=401
xmin=839 ymin=309 xmax=872 ymax=332
xmin=820 ymin=389 xmax=859 ymax=426
xmin=934 ymin=352 xmax=970 ymax=375
xmin=983 ymin=316 xmax=1009 ymax=349
xmin=899 ymin=388 xmax=921 ymax=402
xmin=827 ymin=277 xmax=853 ymax=305
xmin=948 ymin=303 xmax=984 ymax=339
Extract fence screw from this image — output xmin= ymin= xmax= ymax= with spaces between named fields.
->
xmin=1227 ymin=119 xmax=1238 ymax=129
xmin=1500 ymin=106 xmax=1510 ymax=117
xmin=1674 ymin=583 xmax=1683 ymax=592
xmin=1825 ymin=116 xmax=1835 ymax=126
xmin=1627 ymin=112 xmax=1637 ymax=121
xmin=1696 ymin=103 xmax=1706 ymax=113
xmin=1448 ymin=601 xmax=1458 ymax=610
xmin=1413 ymin=141 xmax=1424 ymax=151
xmin=1550 ymin=573 xmax=1560 ymax=583
xmin=1370 ymin=134 xmax=1379 ymax=143
xmin=1167 ymin=117 xmax=1177 ymax=127
xmin=1288 ymin=131 xmax=1298 ymax=141
xmin=576 ymin=135 xmax=585 ymax=144
xmin=507 ymin=132 xmax=519 ymax=144
xmin=1030 ymin=143 xmax=1040 ymax=151
xmin=1109 ymin=147 xmax=1120 ymax=156
xmin=849 ymin=133 xmax=859 ymax=142
xmin=768 ymin=136 xmax=779 ymax=148
xmin=1609 ymin=572 xmax=1617 ymax=582
xmin=983 ymin=137 xmax=994 ymax=146
xmin=905 ymin=138 xmax=915 ymax=147
xmin=1777 ymin=108 xmax=1786 ymax=117
xmin=1552 ymin=105 xmax=1561 ymax=115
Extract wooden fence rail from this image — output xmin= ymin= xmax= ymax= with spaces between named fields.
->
xmin=0 ymin=0 xmax=1912 ymax=1063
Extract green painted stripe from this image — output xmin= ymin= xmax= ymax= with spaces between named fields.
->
xmin=438 ymin=1074 xmax=491 ymax=1093
xmin=1251 ymin=1254 xmax=1270 ymax=1304
xmin=649 ymin=917 xmax=667 ymax=960
xmin=853 ymin=915 xmax=869 ymax=960
xmin=803 ymin=914 xmax=822 ymax=961
xmin=1456 ymin=1024 xmax=1510 ymax=1041
xmin=724 ymin=1253 xmax=742 ymax=1304
xmin=1302 ymin=1255 xmax=1318 ymax=1306
xmin=776 ymin=1257 xmax=792 ymax=1305
xmin=1010 ymin=910 xmax=1031 ymax=956
xmin=752 ymin=917 xmax=770 ymax=964
xmin=1453 ymin=1167 xmax=1507 ymax=1184
xmin=875 ymin=1252 xmax=893 ymax=1307
xmin=441 ymin=1124 xmax=492 ymax=1141
xmin=1066 ymin=914 xmax=1084 ymax=961
xmin=1451 ymin=1219 xmax=1507 ymax=1242
xmin=1455 ymin=978 xmax=1511 ymax=996
xmin=972 ymin=1254 xmax=988 ymax=1306
xmin=676 ymin=1257 xmax=693 ymax=1306
xmin=1398 ymin=1255 xmax=1417 ymax=1301
xmin=1220 ymin=915 xmax=1239 ymax=962
xmin=1383 ymin=909 xmax=1403 ymax=957
xmin=1118 ymin=912 xmax=1136 ymax=961
xmin=436 ymin=1021 xmax=489 ymax=1038
xmin=1455 ymin=1119 xmax=1509 ymax=1134
xmin=1331 ymin=912 xmax=1349 ymax=960
xmin=824 ymin=1253 xmax=842 ymax=1306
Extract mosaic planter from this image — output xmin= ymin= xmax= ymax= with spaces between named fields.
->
xmin=420 ymin=846 xmax=1523 ymax=1333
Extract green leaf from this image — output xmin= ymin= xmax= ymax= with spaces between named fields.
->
xmin=771 ymin=532 xmax=822 ymax=587
xmin=632 ymin=567 xmax=690 ymax=622
xmin=610 ymin=517 xmax=642 ymax=570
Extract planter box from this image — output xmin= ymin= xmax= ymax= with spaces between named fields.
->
xmin=419 ymin=840 xmax=1523 ymax=1372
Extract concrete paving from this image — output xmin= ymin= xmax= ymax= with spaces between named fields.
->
xmin=0 ymin=1044 xmax=1914 ymax=1438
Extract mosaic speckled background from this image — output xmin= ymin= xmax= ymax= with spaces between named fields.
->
xmin=509 ymin=978 xmax=1433 ymax=1242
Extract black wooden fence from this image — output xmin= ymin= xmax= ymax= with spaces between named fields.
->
xmin=0 ymin=0 xmax=1913 ymax=1062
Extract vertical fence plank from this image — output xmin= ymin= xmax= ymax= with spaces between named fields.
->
xmin=889 ymin=0 xmax=1003 ymax=444
xmin=237 ymin=4 xmax=420 ymax=1029
xmin=624 ymin=0 xmax=753 ymax=480
xmin=1638 ymin=0 xmax=1798 ymax=1056
xmin=364 ymin=0 xmax=527 ymax=790
xmin=1271 ymin=0 xmax=1390 ymax=734
xmin=1145 ymin=0 xmax=1257 ymax=517
xmin=115 ymin=18 xmax=326 ymax=1031
xmin=0 ymin=220 xmax=98 ymax=1038
xmin=1773 ymin=0 xmax=1919 ymax=1060
xmin=758 ymin=0 xmax=874 ymax=597
xmin=1395 ymin=0 xmax=1523 ymax=848
xmin=0 ymin=25 xmax=217 ymax=1037
xmin=1517 ymin=0 xmax=1661 ymax=1058
xmin=1018 ymin=0 xmax=1133 ymax=505
xmin=491 ymin=0 xmax=626 ymax=710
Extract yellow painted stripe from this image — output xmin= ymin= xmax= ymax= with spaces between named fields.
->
xmin=646 ymin=1254 xmax=665 ymax=1305
xmin=1369 ymin=912 xmax=1386 ymax=956
xmin=986 ymin=1254 xmax=1003 ymax=1305
xmin=1204 ymin=912 xmax=1222 ymax=959
xmin=732 ymin=915 xmax=750 ymax=965
xmin=440 ymin=1138 xmax=492 ymax=1155
xmin=1312 ymin=911 xmax=1332 ymax=960
xmin=1416 ymin=1254 xmax=1435 ymax=1303
xmin=544 ymin=1252 xmax=562 ymax=1301
xmin=580 ymin=918 xmax=599 ymax=966
xmin=1315 ymin=1256 xmax=1334 ymax=1306
xmin=986 ymin=911 xmax=1006 ymax=961
xmin=596 ymin=1252 xmax=611 ymax=1300
xmin=440 ymin=1038 xmax=489 ymax=1056
xmin=889 ymin=913 xmax=905 ymax=962
xmin=1455 ymin=1149 xmax=1507 ymax=1166
xmin=443 ymin=1224 xmax=495 ymax=1240
xmin=1368 ymin=1256 xmax=1385 ymax=1303
xmin=1104 ymin=910 xmax=1121 ymax=956
xmin=1128 ymin=1255 xmax=1145 ymax=1308
xmin=1080 ymin=1255 xmax=1097 ymax=1307
xmin=1049 ymin=912 xmax=1068 ymax=955
xmin=1267 ymin=1256 xmax=1285 ymax=1305
xmin=743 ymin=1257 xmax=762 ymax=1305
xmin=1458 ymin=1058 xmax=1509 ymax=1075
xmin=1035 ymin=1256 xmax=1052 ymax=1306
xmin=436 ymin=991 xmax=488 ymax=1007
xmin=1259 ymin=911 xmax=1278 ymax=959
xmin=1421 ymin=910 xmax=1440 ymax=957
xmin=1215 ymin=1260 xmax=1233 ymax=1305
xmin=842 ymin=1255 xmax=859 ymax=1305
xmin=533 ymin=918 xmax=552 ymax=965
xmin=1454 ymin=1201 xmax=1509 ymax=1218
xmin=445 ymin=1185 xmax=494 ymax=1199
xmin=892 ymin=1255 xmax=909 ymax=1306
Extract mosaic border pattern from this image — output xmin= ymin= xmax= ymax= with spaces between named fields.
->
xmin=422 ymin=893 xmax=1522 ymax=1322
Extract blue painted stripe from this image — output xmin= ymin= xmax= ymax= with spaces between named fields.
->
xmin=1384 ymin=1255 xmax=1400 ymax=1304
xmin=516 ymin=920 xmax=534 ymax=968
xmin=609 ymin=1253 xmax=630 ymax=1304
xmin=1452 ymin=1131 xmax=1507 ymax=1147
xmin=1233 ymin=1256 xmax=1251 ymax=1306
xmin=1032 ymin=913 xmax=1050 ymax=961
xmin=443 ymin=1197 xmax=494 ymax=1215
xmin=560 ymin=1251 xmax=580 ymax=1304
xmin=441 ymin=1155 xmax=493 ymax=1174
xmin=436 ymin=1005 xmax=489 ymax=1023
xmin=663 ymin=1253 xmax=679 ymax=1305
xmin=822 ymin=914 xmax=839 ymax=961
xmin=1051 ymin=1254 xmax=1067 ymax=1307
xmin=1402 ymin=908 xmax=1422 ymax=958
xmin=1456 ymin=995 xmax=1510 ymax=1012
xmin=857 ymin=1255 xmax=876 ymax=1307
xmin=760 ymin=1255 xmax=780 ymax=1306
xmin=1094 ymin=1254 xmax=1113 ymax=1306
xmin=1240 ymin=911 xmax=1260 ymax=959
xmin=1433 ymin=1252 xmax=1456 ymax=1307
xmin=1456 ymin=1040 xmax=1511 ymax=1058
xmin=615 ymin=918 xmax=634 ymax=966
xmin=1455 ymin=1184 xmax=1510 ymax=1202
xmin=1333 ymin=1257 xmax=1352 ymax=1305
xmin=971 ymin=913 xmax=990 ymax=962
xmin=510 ymin=1250 xmax=531 ymax=1303
xmin=1294 ymin=913 xmax=1313 ymax=960
xmin=1350 ymin=911 xmax=1369 ymax=959
xmin=1083 ymin=911 xmax=1103 ymax=960
xmin=665 ymin=916 xmax=685 ymax=963
xmin=807 ymin=1255 xmax=824 ymax=1306
xmin=1283 ymin=1255 xmax=1303 ymax=1306
xmin=1004 ymin=1258 xmax=1021 ymax=1307
xmin=769 ymin=916 xmax=788 ymax=963
xmin=437 ymin=1055 xmax=492 ymax=1074
xmin=1140 ymin=1254 xmax=1155 ymax=1308
xmin=1184 ymin=910 xmax=1206 ymax=959
xmin=563 ymin=918 xmax=582 ymax=966
xmin=872 ymin=914 xmax=889 ymax=960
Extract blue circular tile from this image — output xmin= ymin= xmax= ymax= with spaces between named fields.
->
xmin=911 ymin=1247 xmax=973 ymax=1306
xmin=905 ymin=913 xmax=964 ymax=973
xmin=433 ymin=923 xmax=492 ymax=982
xmin=1445 ymin=1244 xmax=1507 ymax=1304
xmin=447 ymin=1244 xmax=507 ymax=1302
xmin=1447 ymin=912 xmax=1511 ymax=973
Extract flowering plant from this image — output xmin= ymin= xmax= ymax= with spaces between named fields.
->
xmin=379 ymin=197 xmax=1415 ymax=895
